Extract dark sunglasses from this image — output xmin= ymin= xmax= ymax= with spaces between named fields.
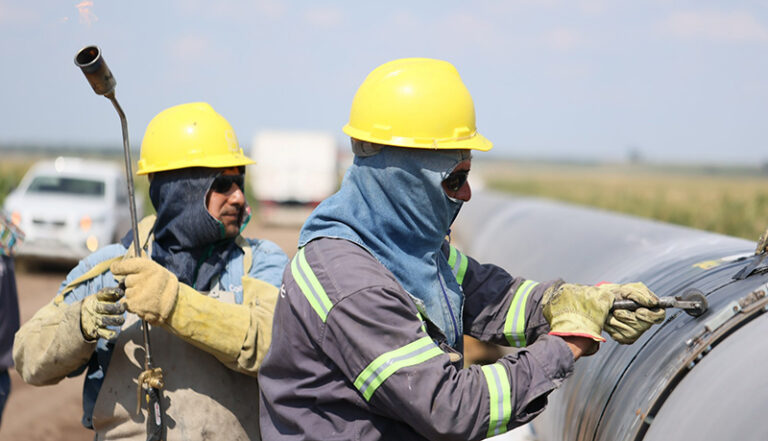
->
xmin=210 ymin=174 xmax=245 ymax=194
xmin=442 ymin=170 xmax=469 ymax=192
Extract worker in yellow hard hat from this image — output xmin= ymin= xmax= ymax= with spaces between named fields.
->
xmin=258 ymin=58 xmax=666 ymax=440
xmin=15 ymin=102 xmax=288 ymax=440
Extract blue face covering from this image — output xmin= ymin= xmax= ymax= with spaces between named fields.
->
xmin=299 ymin=147 xmax=469 ymax=347
xmin=122 ymin=167 xmax=249 ymax=291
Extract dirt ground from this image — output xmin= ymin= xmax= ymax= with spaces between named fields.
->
xmin=0 ymin=222 xmax=300 ymax=441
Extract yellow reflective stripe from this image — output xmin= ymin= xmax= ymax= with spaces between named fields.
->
xmin=291 ymin=247 xmax=333 ymax=322
xmin=416 ymin=311 xmax=427 ymax=333
xmin=448 ymin=245 xmax=469 ymax=285
xmin=482 ymin=363 xmax=512 ymax=437
xmin=354 ymin=336 xmax=442 ymax=401
xmin=448 ymin=245 xmax=458 ymax=267
xmin=503 ymin=280 xmax=539 ymax=347
xmin=455 ymin=253 xmax=468 ymax=285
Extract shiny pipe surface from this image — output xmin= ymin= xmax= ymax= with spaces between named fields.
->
xmin=452 ymin=191 xmax=768 ymax=441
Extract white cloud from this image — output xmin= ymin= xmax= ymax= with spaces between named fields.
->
xmin=253 ymin=0 xmax=286 ymax=21
xmin=171 ymin=0 xmax=286 ymax=22
xmin=435 ymin=12 xmax=503 ymax=49
xmin=169 ymin=35 xmax=214 ymax=64
xmin=303 ymin=6 xmax=343 ymax=28
xmin=577 ymin=0 xmax=609 ymax=15
xmin=0 ymin=2 xmax=36 ymax=24
xmin=545 ymin=28 xmax=585 ymax=51
xmin=661 ymin=10 xmax=768 ymax=43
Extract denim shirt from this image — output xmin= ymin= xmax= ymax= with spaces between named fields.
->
xmin=57 ymin=238 xmax=287 ymax=429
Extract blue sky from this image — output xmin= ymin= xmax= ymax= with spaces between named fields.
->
xmin=1 ymin=0 xmax=767 ymax=165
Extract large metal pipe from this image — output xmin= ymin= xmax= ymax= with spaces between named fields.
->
xmin=452 ymin=191 xmax=768 ymax=441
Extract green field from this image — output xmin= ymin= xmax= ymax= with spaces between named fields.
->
xmin=481 ymin=160 xmax=768 ymax=241
xmin=0 ymin=158 xmax=33 ymax=204
xmin=3 ymin=155 xmax=767 ymax=241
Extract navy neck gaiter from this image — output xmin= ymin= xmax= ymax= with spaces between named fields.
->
xmin=123 ymin=167 xmax=247 ymax=291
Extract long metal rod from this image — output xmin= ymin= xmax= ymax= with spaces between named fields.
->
xmin=74 ymin=44 xmax=155 ymax=371
xmin=107 ymin=93 xmax=154 ymax=369
xmin=75 ymin=47 xmax=164 ymax=440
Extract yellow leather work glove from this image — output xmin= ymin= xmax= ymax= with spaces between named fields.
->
xmin=542 ymin=283 xmax=614 ymax=343
xmin=164 ymin=284 xmax=251 ymax=363
xmin=111 ymin=257 xmax=250 ymax=363
xmin=110 ymin=258 xmax=178 ymax=325
xmin=80 ymin=287 xmax=126 ymax=341
xmin=602 ymin=282 xmax=666 ymax=344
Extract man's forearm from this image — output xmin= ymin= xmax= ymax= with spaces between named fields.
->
xmin=13 ymin=300 xmax=95 ymax=385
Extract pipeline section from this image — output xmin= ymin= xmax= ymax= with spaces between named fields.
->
xmin=452 ymin=191 xmax=768 ymax=441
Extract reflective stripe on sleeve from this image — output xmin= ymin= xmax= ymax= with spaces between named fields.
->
xmin=503 ymin=280 xmax=539 ymax=347
xmin=481 ymin=363 xmax=512 ymax=437
xmin=290 ymin=247 xmax=333 ymax=322
xmin=447 ymin=245 xmax=469 ymax=285
xmin=354 ymin=336 xmax=443 ymax=401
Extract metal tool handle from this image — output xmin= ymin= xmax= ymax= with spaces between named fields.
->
xmin=611 ymin=288 xmax=708 ymax=317
xmin=613 ymin=297 xmax=676 ymax=311
xmin=75 ymin=45 xmax=165 ymax=441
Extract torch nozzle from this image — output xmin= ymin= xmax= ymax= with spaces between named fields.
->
xmin=75 ymin=45 xmax=116 ymax=97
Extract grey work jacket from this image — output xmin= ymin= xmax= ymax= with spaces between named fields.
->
xmin=258 ymin=237 xmax=574 ymax=441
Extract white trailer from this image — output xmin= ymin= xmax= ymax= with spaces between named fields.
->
xmin=249 ymin=131 xmax=339 ymax=225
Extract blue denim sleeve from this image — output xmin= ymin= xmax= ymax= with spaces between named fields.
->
xmin=58 ymin=244 xmax=126 ymax=304
xmin=56 ymin=243 xmax=126 ymax=429
xmin=245 ymin=238 xmax=289 ymax=288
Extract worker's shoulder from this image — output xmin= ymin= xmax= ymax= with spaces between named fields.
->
xmin=239 ymin=236 xmax=288 ymax=258
xmin=300 ymin=237 xmax=401 ymax=298
xmin=69 ymin=243 xmax=127 ymax=276
xmin=59 ymin=243 xmax=127 ymax=299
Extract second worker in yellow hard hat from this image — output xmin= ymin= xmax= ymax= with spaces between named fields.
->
xmin=258 ymin=58 xmax=665 ymax=440
xmin=15 ymin=102 xmax=288 ymax=440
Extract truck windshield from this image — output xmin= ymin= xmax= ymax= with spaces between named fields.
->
xmin=26 ymin=176 xmax=105 ymax=197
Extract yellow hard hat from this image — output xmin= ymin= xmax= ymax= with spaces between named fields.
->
xmin=343 ymin=58 xmax=492 ymax=151
xmin=137 ymin=102 xmax=254 ymax=175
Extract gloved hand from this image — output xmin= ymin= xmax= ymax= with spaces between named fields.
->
xmin=601 ymin=282 xmax=666 ymax=344
xmin=80 ymin=287 xmax=126 ymax=341
xmin=542 ymin=283 xmax=614 ymax=344
xmin=110 ymin=257 xmax=179 ymax=324
xmin=111 ymin=257 xmax=252 ymax=365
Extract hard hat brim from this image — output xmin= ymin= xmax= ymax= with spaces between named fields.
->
xmin=137 ymin=155 xmax=255 ymax=175
xmin=343 ymin=124 xmax=493 ymax=152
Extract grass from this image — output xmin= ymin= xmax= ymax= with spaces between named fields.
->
xmin=0 ymin=158 xmax=34 ymax=205
xmin=481 ymin=160 xmax=768 ymax=241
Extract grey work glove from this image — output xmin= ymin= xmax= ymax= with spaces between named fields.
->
xmin=601 ymin=282 xmax=666 ymax=344
xmin=80 ymin=287 xmax=126 ymax=341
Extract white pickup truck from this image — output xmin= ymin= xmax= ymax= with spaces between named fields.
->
xmin=3 ymin=156 xmax=142 ymax=263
